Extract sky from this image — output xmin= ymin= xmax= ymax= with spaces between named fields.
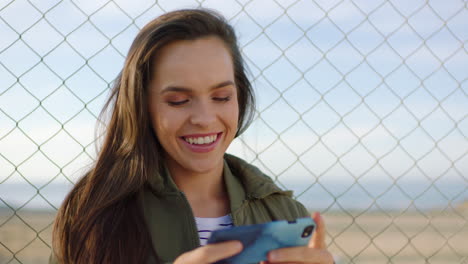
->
xmin=0 ymin=0 xmax=467 ymax=207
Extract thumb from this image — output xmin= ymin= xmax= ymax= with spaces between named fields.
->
xmin=308 ymin=212 xmax=327 ymax=249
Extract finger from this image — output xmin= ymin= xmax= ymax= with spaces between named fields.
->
xmin=309 ymin=212 xmax=327 ymax=249
xmin=176 ymin=241 xmax=242 ymax=264
xmin=268 ymin=246 xmax=330 ymax=263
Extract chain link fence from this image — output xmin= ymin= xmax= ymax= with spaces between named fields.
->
xmin=0 ymin=0 xmax=467 ymax=263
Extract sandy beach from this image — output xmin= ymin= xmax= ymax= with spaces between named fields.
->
xmin=325 ymin=208 xmax=468 ymax=264
xmin=1 ymin=207 xmax=467 ymax=264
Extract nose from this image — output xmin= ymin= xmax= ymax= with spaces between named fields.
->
xmin=189 ymin=99 xmax=216 ymax=127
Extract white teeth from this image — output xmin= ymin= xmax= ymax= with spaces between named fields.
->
xmin=184 ymin=134 xmax=218 ymax=145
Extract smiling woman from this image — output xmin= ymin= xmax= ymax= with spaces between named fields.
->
xmin=49 ymin=8 xmax=333 ymax=264
xmin=149 ymin=37 xmax=239 ymax=179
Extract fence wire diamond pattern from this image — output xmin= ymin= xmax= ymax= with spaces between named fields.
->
xmin=0 ymin=0 xmax=467 ymax=263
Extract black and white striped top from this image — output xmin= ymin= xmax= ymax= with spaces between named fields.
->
xmin=195 ymin=215 xmax=234 ymax=246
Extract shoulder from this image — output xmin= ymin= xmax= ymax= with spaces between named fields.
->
xmin=261 ymin=192 xmax=310 ymax=218
xmin=224 ymin=153 xmax=276 ymax=190
xmin=224 ymin=154 xmax=309 ymax=221
xmin=224 ymin=154 xmax=271 ymax=180
xmin=232 ymin=189 xmax=309 ymax=225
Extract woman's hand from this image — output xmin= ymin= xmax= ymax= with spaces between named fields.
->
xmin=174 ymin=240 xmax=242 ymax=264
xmin=262 ymin=212 xmax=334 ymax=264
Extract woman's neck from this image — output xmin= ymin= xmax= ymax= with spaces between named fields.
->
xmin=166 ymin=158 xmax=230 ymax=217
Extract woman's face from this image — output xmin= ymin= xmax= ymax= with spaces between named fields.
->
xmin=148 ymin=36 xmax=239 ymax=175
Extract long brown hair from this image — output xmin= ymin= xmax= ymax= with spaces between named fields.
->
xmin=52 ymin=9 xmax=255 ymax=264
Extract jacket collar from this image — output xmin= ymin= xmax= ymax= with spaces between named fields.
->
xmin=223 ymin=154 xmax=292 ymax=211
xmin=146 ymin=154 xmax=292 ymax=211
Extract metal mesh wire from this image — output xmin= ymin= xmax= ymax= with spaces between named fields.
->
xmin=0 ymin=0 xmax=467 ymax=263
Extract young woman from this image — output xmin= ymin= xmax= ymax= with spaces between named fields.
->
xmin=51 ymin=9 xmax=333 ymax=264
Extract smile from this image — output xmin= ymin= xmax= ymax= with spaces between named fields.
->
xmin=183 ymin=134 xmax=218 ymax=145
xmin=180 ymin=132 xmax=222 ymax=153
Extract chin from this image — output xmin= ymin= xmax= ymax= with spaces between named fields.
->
xmin=183 ymin=156 xmax=224 ymax=174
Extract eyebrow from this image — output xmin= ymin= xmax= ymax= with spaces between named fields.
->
xmin=160 ymin=80 xmax=235 ymax=94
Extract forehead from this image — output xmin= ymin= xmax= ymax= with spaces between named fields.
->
xmin=151 ymin=36 xmax=235 ymax=90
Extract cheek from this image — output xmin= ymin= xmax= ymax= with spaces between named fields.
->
xmin=150 ymin=104 xmax=178 ymax=142
xmin=227 ymin=101 xmax=240 ymax=131
xmin=155 ymin=109 xmax=178 ymax=136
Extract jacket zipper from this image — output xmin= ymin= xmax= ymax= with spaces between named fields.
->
xmin=229 ymin=213 xmax=236 ymax=227
xmin=179 ymin=191 xmax=201 ymax=248
xmin=230 ymin=198 xmax=250 ymax=227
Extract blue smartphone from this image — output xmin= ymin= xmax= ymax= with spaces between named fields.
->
xmin=207 ymin=217 xmax=315 ymax=264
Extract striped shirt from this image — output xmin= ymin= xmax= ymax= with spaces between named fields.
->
xmin=195 ymin=215 xmax=233 ymax=246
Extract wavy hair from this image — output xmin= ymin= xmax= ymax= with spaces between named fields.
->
xmin=52 ymin=8 xmax=255 ymax=264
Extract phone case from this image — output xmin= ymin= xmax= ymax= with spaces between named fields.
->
xmin=207 ymin=217 xmax=315 ymax=264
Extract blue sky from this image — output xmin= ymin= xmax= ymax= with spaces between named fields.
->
xmin=0 ymin=0 xmax=467 ymax=201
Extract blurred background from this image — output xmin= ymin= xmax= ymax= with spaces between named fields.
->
xmin=0 ymin=0 xmax=467 ymax=263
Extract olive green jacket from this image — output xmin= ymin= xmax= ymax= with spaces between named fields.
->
xmin=50 ymin=154 xmax=309 ymax=263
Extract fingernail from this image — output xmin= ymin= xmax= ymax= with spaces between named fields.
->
xmin=268 ymin=251 xmax=278 ymax=261
xmin=233 ymin=241 xmax=243 ymax=251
